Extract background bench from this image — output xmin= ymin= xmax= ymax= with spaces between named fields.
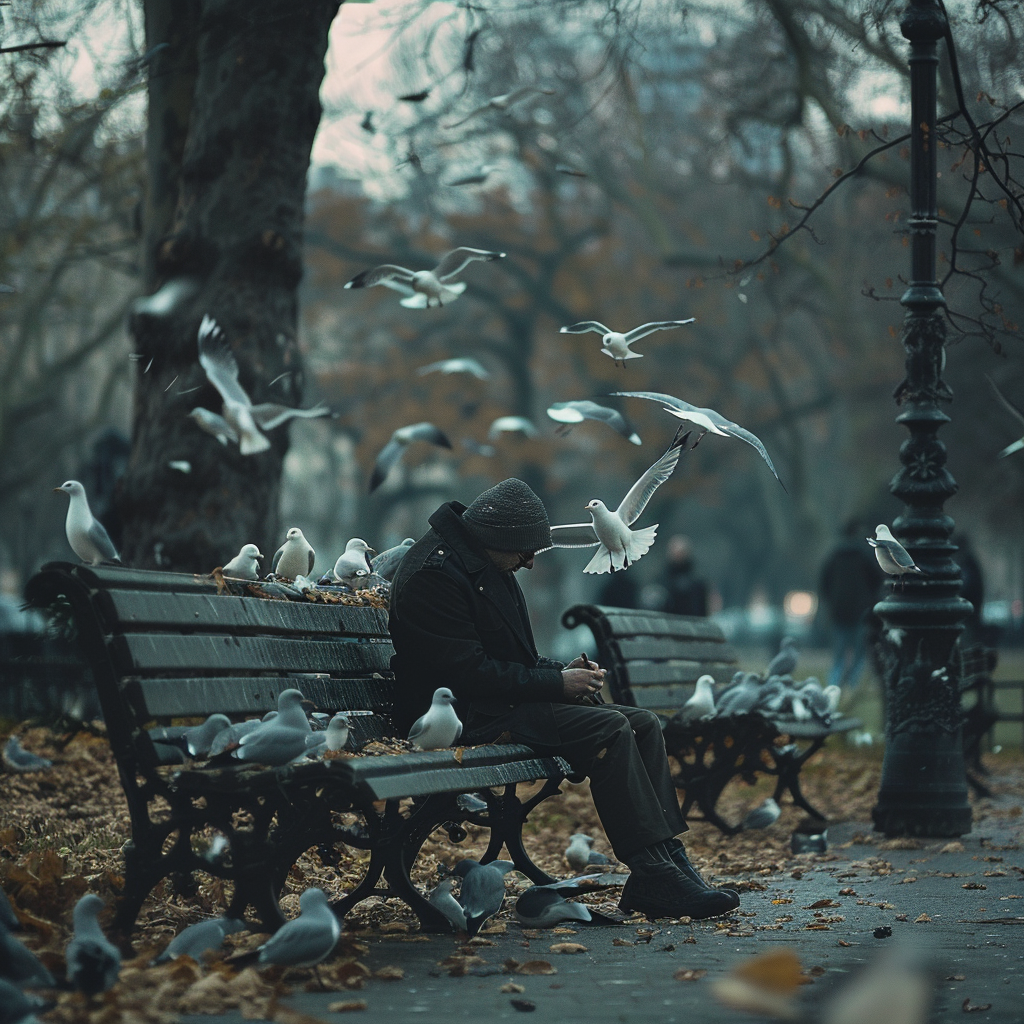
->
xmin=562 ymin=604 xmax=859 ymax=834
xmin=24 ymin=562 xmax=571 ymax=938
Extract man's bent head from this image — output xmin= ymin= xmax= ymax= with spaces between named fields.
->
xmin=461 ymin=478 xmax=551 ymax=563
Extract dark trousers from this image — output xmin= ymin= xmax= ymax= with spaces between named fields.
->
xmin=463 ymin=702 xmax=687 ymax=861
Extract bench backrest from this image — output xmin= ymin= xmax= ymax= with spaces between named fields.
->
xmin=24 ymin=563 xmax=398 ymax=779
xmin=561 ymin=604 xmax=738 ymax=715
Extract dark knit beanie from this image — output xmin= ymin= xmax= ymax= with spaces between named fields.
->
xmin=461 ymin=478 xmax=552 ymax=552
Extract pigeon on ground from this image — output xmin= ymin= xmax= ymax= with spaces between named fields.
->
xmin=222 ymin=543 xmax=263 ymax=580
xmin=461 ymin=437 xmax=496 ymax=457
xmin=407 ymin=687 xmax=462 ymax=749
xmin=514 ymin=886 xmax=593 ymax=928
xmin=0 ymin=976 xmax=53 ymax=1024
xmin=428 ymin=877 xmax=468 ymax=932
xmin=546 ymin=426 xmax=692 ymax=574
xmin=370 ymin=422 xmax=452 ymax=492
xmin=0 ymin=888 xmax=19 ymax=931
xmin=0 ymin=920 xmax=55 ymax=988
xmin=451 ymin=860 xmax=516 ymax=938
xmin=444 ymin=87 xmax=555 ymax=129
xmin=741 ymin=797 xmax=781 ymax=831
xmin=564 ymin=834 xmax=613 ymax=872
xmin=613 ymin=391 xmax=786 ymax=488
xmin=560 ymin=319 xmax=696 ymax=366
xmin=65 ymin=894 xmax=120 ymax=995
xmin=195 ymin=317 xmax=330 ymax=455
xmin=678 ymin=675 xmax=716 ymax=723
xmin=152 ymin=916 xmax=245 ymax=965
xmin=445 ymin=164 xmax=499 ymax=187
xmin=304 ymin=713 xmax=350 ymax=755
xmin=547 ymin=400 xmax=642 ymax=445
xmin=766 ymin=636 xmax=799 ymax=678
xmin=417 ymin=357 xmax=490 ymax=379
xmin=332 ymin=538 xmax=375 ymax=582
xmin=370 ymin=538 xmax=415 ymax=581
xmin=53 ymin=481 xmax=120 ymax=565
xmin=272 ymin=527 xmax=315 ymax=580
xmin=257 ymin=888 xmax=340 ymax=968
xmin=345 ymin=247 xmax=505 ymax=308
xmin=487 ymin=415 xmax=539 ymax=440
xmin=208 ymin=712 xmax=277 ymax=757
xmin=867 ymin=525 xmax=926 ymax=583
xmin=232 ymin=689 xmax=311 ymax=766
xmin=986 ymin=374 xmax=1024 ymax=458
xmin=2 ymin=737 xmax=52 ymax=773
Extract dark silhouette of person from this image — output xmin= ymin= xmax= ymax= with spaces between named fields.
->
xmin=819 ymin=519 xmax=883 ymax=689
xmin=595 ymin=570 xmax=639 ymax=609
xmin=660 ymin=536 xmax=708 ymax=617
xmin=953 ymin=532 xmax=985 ymax=642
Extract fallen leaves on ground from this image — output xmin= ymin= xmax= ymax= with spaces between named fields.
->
xmin=548 ymin=942 xmax=587 ymax=954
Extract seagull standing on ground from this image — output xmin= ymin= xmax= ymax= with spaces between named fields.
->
xmin=564 ymin=834 xmax=612 ymax=872
xmin=678 ymin=675 xmax=716 ymax=723
xmin=3 ymin=737 xmax=52 ymax=773
xmin=0 ymin=919 xmax=56 ymax=988
xmin=65 ymin=894 xmax=120 ymax=995
xmin=54 ymin=481 xmax=120 ymax=565
xmin=370 ymin=422 xmax=452 ymax=492
xmin=451 ymin=860 xmax=516 ymax=937
xmin=304 ymin=712 xmax=351 ymax=755
xmin=272 ymin=527 xmax=315 ymax=580
xmin=407 ymin=687 xmax=462 ymax=749
xmin=344 ymin=247 xmax=505 ymax=308
xmin=256 ymin=888 xmax=340 ymax=968
xmin=153 ymin=917 xmax=245 ymax=965
xmin=332 ymin=538 xmax=375 ymax=582
xmin=741 ymin=797 xmax=781 ymax=831
xmin=867 ymin=525 xmax=926 ymax=583
xmin=560 ymin=319 xmax=695 ymax=366
xmin=546 ymin=426 xmax=692 ymax=574
xmin=222 ymin=543 xmax=262 ymax=580
xmin=547 ymin=400 xmax=642 ymax=445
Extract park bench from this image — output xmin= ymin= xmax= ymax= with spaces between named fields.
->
xmin=24 ymin=562 xmax=572 ymax=938
xmin=562 ymin=604 xmax=860 ymax=835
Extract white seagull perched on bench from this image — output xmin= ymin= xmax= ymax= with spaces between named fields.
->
xmin=613 ymin=390 xmax=786 ymax=489
xmin=54 ymin=481 xmax=121 ymax=565
xmin=545 ymin=426 xmax=693 ymax=573
xmin=195 ymin=316 xmax=330 ymax=455
xmin=560 ymin=319 xmax=695 ymax=366
xmin=344 ymin=247 xmax=505 ymax=308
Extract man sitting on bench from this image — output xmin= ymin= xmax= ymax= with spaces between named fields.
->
xmin=388 ymin=478 xmax=739 ymax=920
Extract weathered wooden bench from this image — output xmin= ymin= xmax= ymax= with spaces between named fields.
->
xmin=24 ymin=563 xmax=571 ymax=938
xmin=562 ymin=604 xmax=859 ymax=834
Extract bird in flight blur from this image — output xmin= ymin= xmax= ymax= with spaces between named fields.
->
xmin=345 ymin=248 xmax=505 ymax=309
xmin=560 ymin=319 xmax=696 ymax=366
xmin=444 ymin=86 xmax=555 ymax=129
xmin=547 ymin=399 xmax=641 ymax=445
xmin=417 ymin=357 xmax=490 ymax=380
xmin=986 ymin=375 xmax=1024 ymax=459
xmin=445 ymin=164 xmax=499 ymax=187
xmin=371 ymin=422 xmax=452 ymax=492
xmin=488 ymin=415 xmax=539 ymax=440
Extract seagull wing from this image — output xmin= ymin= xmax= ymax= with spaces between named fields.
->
xmin=986 ymin=374 xmax=1024 ymax=428
xmin=717 ymin=419 xmax=786 ymax=490
xmin=998 ymin=437 xmax=1024 ymax=459
xmin=879 ymin=538 xmax=918 ymax=570
xmin=197 ymin=316 xmax=253 ymax=409
xmin=433 ymin=247 xmax=505 ymax=281
xmin=560 ymin=321 xmax=610 ymax=337
xmin=545 ymin=523 xmax=600 ymax=551
xmin=250 ymin=403 xmax=331 ymax=430
xmin=612 ymin=390 xmax=699 ymax=415
xmin=380 ymin=278 xmax=418 ymax=297
xmin=399 ymin=421 xmax=453 ymax=448
xmin=307 ymin=548 xmax=316 ymax=576
xmin=370 ymin=438 xmax=405 ymax=493
xmin=87 ymin=520 xmax=119 ymax=562
xmin=615 ymin=426 xmax=690 ymax=525
xmin=345 ymin=264 xmax=416 ymax=289
xmin=546 ymin=402 xmax=586 ymax=424
xmin=272 ymin=544 xmax=285 ymax=574
xmin=416 ymin=360 xmax=446 ymax=376
xmin=623 ymin=319 xmax=696 ymax=343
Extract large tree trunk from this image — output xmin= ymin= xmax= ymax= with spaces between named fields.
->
xmin=118 ymin=0 xmax=341 ymax=571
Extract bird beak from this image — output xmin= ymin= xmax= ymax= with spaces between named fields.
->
xmin=53 ymin=487 xmax=62 ymax=493
xmin=367 ymin=548 xmax=378 ymax=557
xmin=256 ymin=552 xmax=264 ymax=560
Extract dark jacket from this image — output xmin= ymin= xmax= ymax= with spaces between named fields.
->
xmin=819 ymin=539 xmax=882 ymax=626
xmin=388 ymin=501 xmax=564 ymax=735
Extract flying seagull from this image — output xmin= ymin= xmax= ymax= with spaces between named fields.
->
xmin=195 ymin=316 xmax=330 ymax=455
xmin=445 ymin=164 xmax=499 ymax=187
xmin=417 ymin=357 xmax=490 ymax=379
xmin=612 ymin=390 xmax=786 ymax=489
xmin=54 ymin=481 xmax=120 ymax=565
xmin=461 ymin=437 xmax=496 ymax=457
xmin=272 ymin=527 xmax=315 ymax=579
xmin=867 ymin=524 xmax=926 ymax=584
xmin=488 ymin=415 xmax=538 ymax=440
xmin=560 ymin=319 xmax=695 ymax=366
xmin=444 ymin=87 xmax=555 ymax=129
xmin=370 ymin=422 xmax=452 ymax=492
xmin=986 ymin=375 xmax=1024 ymax=458
xmin=547 ymin=400 xmax=641 ymax=445
xmin=345 ymin=247 xmax=505 ymax=309
xmin=545 ymin=426 xmax=693 ymax=573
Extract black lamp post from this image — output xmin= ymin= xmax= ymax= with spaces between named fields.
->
xmin=871 ymin=0 xmax=973 ymax=837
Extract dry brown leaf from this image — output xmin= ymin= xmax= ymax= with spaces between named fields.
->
xmin=516 ymin=960 xmax=557 ymax=976
xmin=915 ymin=913 xmax=932 ymax=923
xmin=837 ymin=940 xmax=852 ymax=947
xmin=804 ymin=899 xmax=840 ymax=909
xmin=549 ymin=942 xmax=587 ymax=954
xmin=771 ymin=898 xmax=794 ymax=905
xmin=674 ymin=968 xmax=707 ymax=982
xmin=612 ymin=939 xmax=634 ymax=947
xmin=962 ymin=883 xmax=987 ymax=890
xmin=373 ymin=965 xmax=404 ymax=981
xmin=452 ymin=747 xmax=464 ymax=764
xmin=327 ymin=1000 xmax=368 ymax=1013
xmin=941 ymin=842 xmax=966 ymax=853
xmin=733 ymin=949 xmax=808 ymax=994
xmin=962 ymin=999 xmax=992 ymax=1012
xmin=500 ymin=982 xmax=525 ymax=994
xmin=510 ymin=999 xmax=536 ymax=1012
xmin=378 ymin=921 xmax=409 ymax=933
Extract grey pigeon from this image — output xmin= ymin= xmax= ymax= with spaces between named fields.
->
xmin=563 ymin=833 xmax=613 ymax=873
xmin=304 ymin=713 xmax=350 ymax=756
xmin=547 ymin=400 xmax=642 ymax=445
xmin=612 ymin=390 xmax=786 ymax=488
xmin=222 ymin=543 xmax=262 ymax=580
xmin=766 ymin=636 xmax=798 ymax=678
xmin=233 ymin=689 xmax=311 ymax=766
xmin=272 ymin=527 xmax=315 ymax=580
xmin=0 ymin=888 xmax=19 ymax=930
xmin=332 ymin=538 xmax=375 ymax=582
xmin=451 ymin=860 xmax=516 ymax=938
xmin=257 ymin=888 xmax=340 ymax=967
xmin=428 ymin=878 xmax=468 ymax=932
xmin=514 ymin=886 xmax=592 ymax=928
xmin=715 ymin=672 xmax=763 ymax=715
xmin=868 ymin=525 xmax=926 ymax=582
xmin=677 ymin=675 xmax=715 ymax=723
xmin=208 ymin=712 xmax=276 ymax=757
xmin=53 ymin=481 xmax=120 ymax=565
xmin=150 ymin=713 xmax=231 ymax=758
xmin=370 ymin=538 xmax=415 ymax=581
xmin=345 ymin=248 xmax=505 ymax=309
xmin=65 ymin=894 xmax=120 ymax=995
xmin=0 ymin=978 xmax=53 ymax=1024
xmin=152 ymin=916 xmax=245 ymax=965
xmin=370 ymin=422 xmax=452 ymax=492
xmin=417 ymin=357 xmax=490 ymax=379
xmin=0 ymin=921 xmax=55 ymax=988
xmin=561 ymin=319 xmax=695 ymax=366
xmin=741 ymin=797 xmax=781 ymax=831
xmin=3 ymin=737 xmax=52 ymax=773
xmin=407 ymin=687 xmax=462 ymax=749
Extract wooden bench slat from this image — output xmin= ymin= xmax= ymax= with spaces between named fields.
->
xmin=591 ymin=607 xmax=728 ymax=640
xmin=39 ymin=561 xmax=225 ymax=594
xmin=624 ymin=660 xmax=736 ymax=687
xmin=614 ymin=637 xmax=737 ymax=663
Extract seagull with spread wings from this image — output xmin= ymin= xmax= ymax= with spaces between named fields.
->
xmin=370 ymin=422 xmax=452 ymax=492
xmin=986 ymin=375 xmax=1024 ymax=459
xmin=560 ymin=319 xmax=696 ymax=366
xmin=417 ymin=357 xmax=490 ymax=379
xmin=545 ymin=426 xmax=693 ymax=573
xmin=344 ymin=247 xmax=505 ymax=309
xmin=547 ymin=399 xmax=642 ymax=445
xmin=613 ymin=390 xmax=786 ymax=489
xmin=194 ymin=316 xmax=330 ymax=455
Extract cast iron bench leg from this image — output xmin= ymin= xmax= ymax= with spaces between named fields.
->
xmin=771 ymin=738 xmax=828 ymax=820
xmin=480 ymin=781 xmax=561 ymax=884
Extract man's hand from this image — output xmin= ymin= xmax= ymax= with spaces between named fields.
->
xmin=562 ymin=668 xmax=605 ymax=701
xmin=565 ymin=655 xmax=602 ymax=671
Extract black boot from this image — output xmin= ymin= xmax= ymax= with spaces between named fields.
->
xmin=619 ymin=846 xmax=738 ymax=921
xmin=662 ymin=839 xmax=741 ymax=906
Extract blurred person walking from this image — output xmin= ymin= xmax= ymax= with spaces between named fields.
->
xmin=659 ymin=536 xmax=708 ymax=617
